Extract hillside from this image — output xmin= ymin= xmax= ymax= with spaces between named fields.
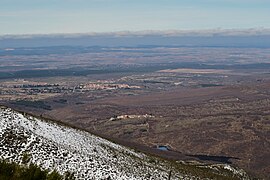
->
xmin=0 ymin=107 xmax=250 ymax=179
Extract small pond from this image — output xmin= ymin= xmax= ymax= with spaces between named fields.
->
xmin=156 ymin=145 xmax=170 ymax=151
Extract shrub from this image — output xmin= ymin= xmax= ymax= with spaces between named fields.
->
xmin=0 ymin=160 xmax=74 ymax=180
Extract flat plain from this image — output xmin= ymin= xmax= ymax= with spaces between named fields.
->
xmin=1 ymin=46 xmax=270 ymax=179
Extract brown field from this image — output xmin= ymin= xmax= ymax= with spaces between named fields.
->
xmin=1 ymin=47 xmax=270 ymax=179
xmin=4 ymin=81 xmax=270 ymax=179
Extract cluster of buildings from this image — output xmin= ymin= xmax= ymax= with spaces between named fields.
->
xmin=77 ymin=83 xmax=140 ymax=91
xmin=109 ymin=114 xmax=154 ymax=121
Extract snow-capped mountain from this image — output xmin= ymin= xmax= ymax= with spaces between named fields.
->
xmin=0 ymin=107 xmax=250 ymax=179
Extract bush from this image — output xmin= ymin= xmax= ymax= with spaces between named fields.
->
xmin=0 ymin=160 xmax=74 ymax=180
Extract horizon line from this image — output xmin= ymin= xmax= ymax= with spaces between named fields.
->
xmin=1 ymin=28 xmax=270 ymax=38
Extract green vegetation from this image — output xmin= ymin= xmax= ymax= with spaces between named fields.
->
xmin=0 ymin=160 xmax=75 ymax=180
xmin=21 ymin=153 xmax=31 ymax=164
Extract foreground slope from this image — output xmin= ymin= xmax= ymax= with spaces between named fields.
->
xmin=0 ymin=107 xmax=250 ymax=179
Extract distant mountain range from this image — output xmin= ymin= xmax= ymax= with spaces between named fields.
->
xmin=1 ymin=29 xmax=270 ymax=48
xmin=0 ymin=107 xmax=250 ymax=179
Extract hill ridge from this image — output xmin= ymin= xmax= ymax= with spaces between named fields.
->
xmin=0 ymin=107 xmax=250 ymax=179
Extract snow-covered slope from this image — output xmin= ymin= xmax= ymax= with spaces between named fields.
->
xmin=0 ymin=107 xmax=250 ymax=179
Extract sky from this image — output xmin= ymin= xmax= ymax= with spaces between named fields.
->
xmin=0 ymin=0 xmax=270 ymax=35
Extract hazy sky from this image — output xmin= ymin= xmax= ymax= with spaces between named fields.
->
xmin=1 ymin=0 xmax=270 ymax=35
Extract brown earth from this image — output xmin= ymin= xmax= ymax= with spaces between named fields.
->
xmin=5 ymin=83 xmax=270 ymax=179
